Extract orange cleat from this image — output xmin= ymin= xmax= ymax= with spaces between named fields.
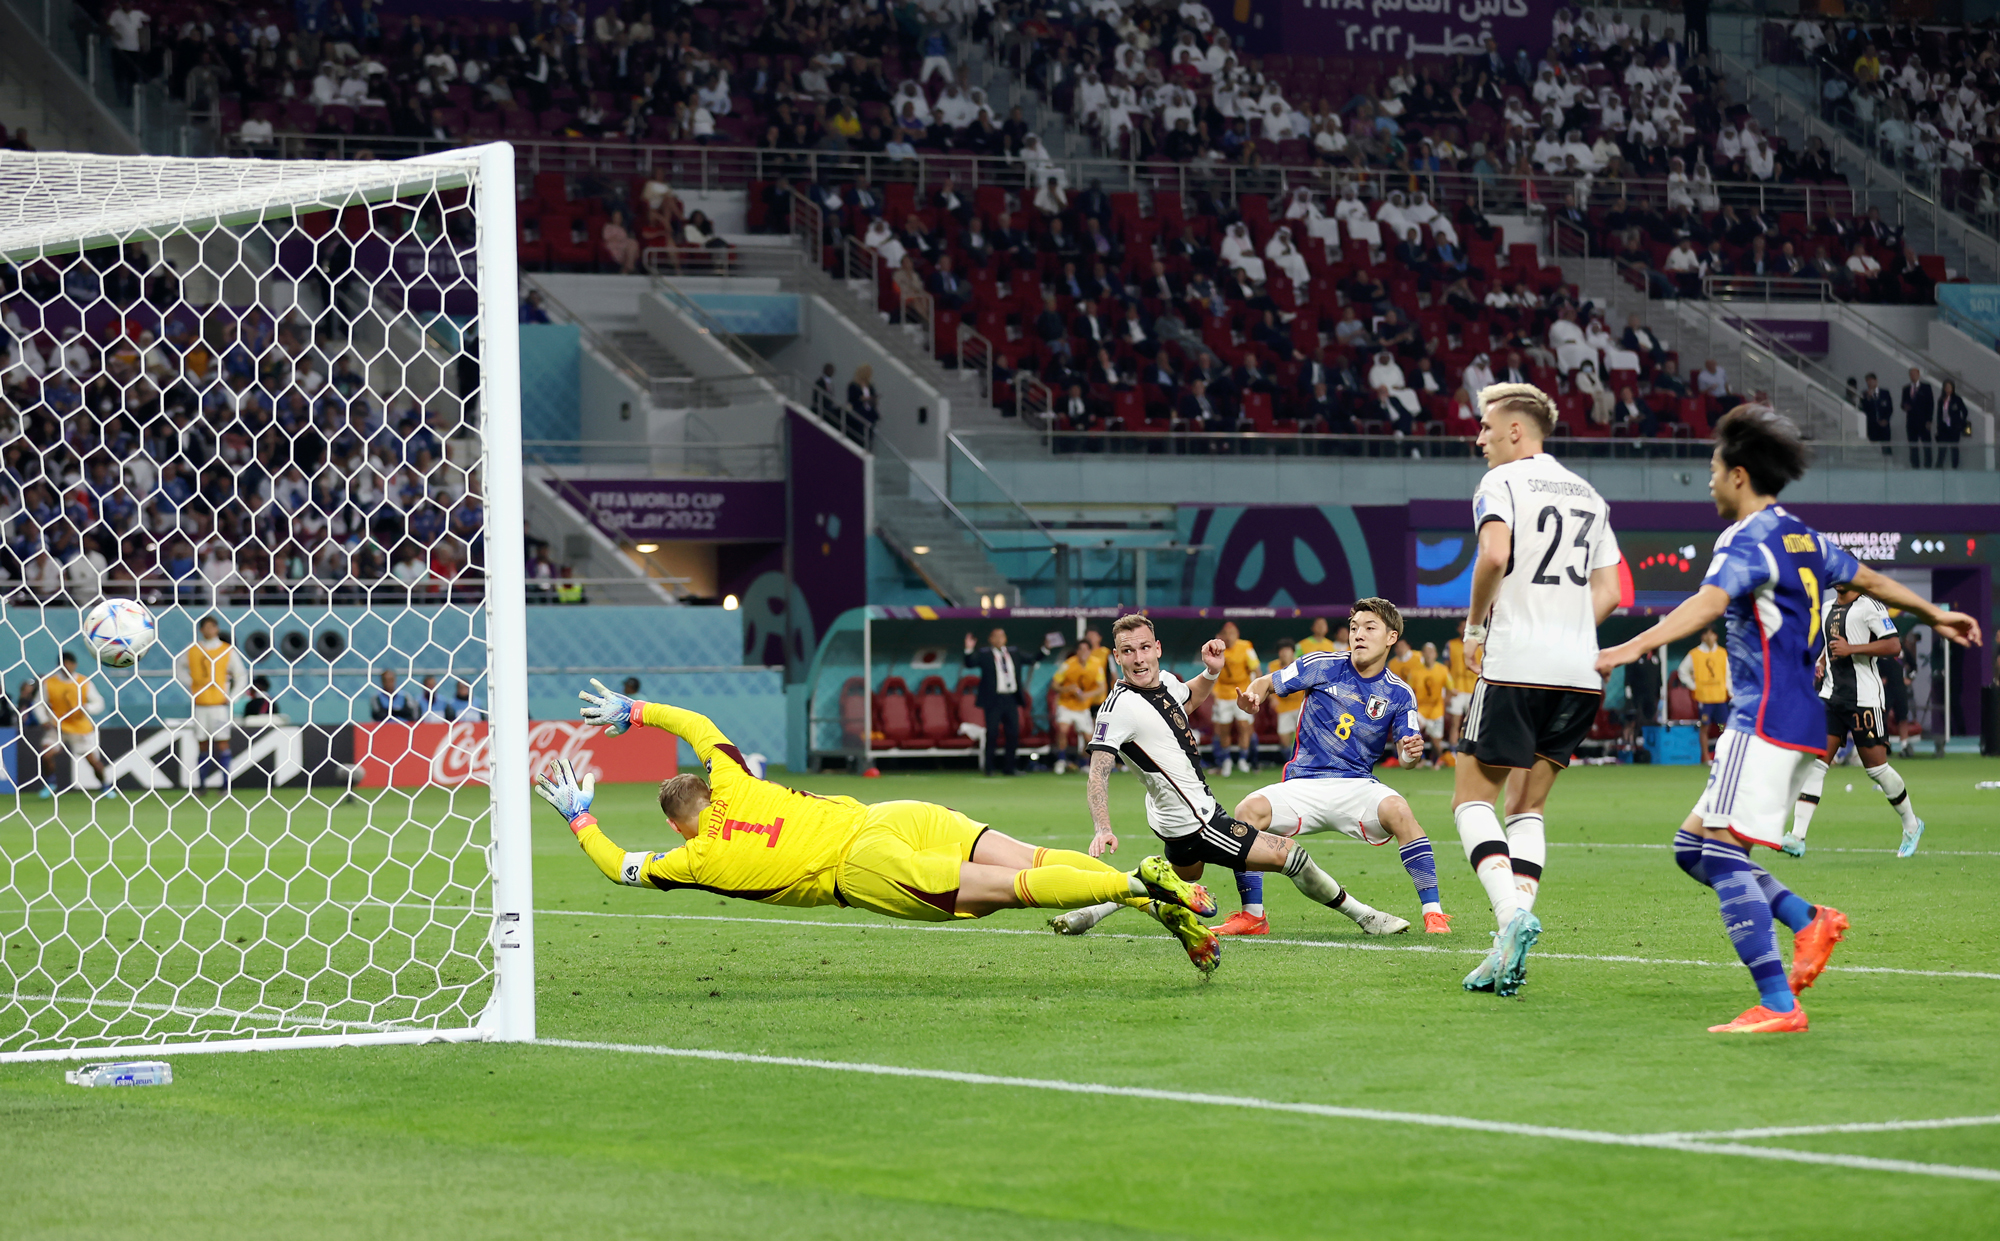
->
xmin=1212 ymin=910 xmax=1270 ymax=936
xmin=1423 ymin=911 xmax=1453 ymax=934
xmin=1708 ymin=1004 xmax=1809 ymax=1034
xmin=1789 ymin=905 xmax=1850 ymax=994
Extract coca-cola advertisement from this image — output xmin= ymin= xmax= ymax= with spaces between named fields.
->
xmin=352 ymin=721 xmax=680 ymax=789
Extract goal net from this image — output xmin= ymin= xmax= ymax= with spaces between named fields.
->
xmin=0 ymin=147 xmax=534 ymax=1061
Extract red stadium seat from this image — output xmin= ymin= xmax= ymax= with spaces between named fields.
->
xmin=916 ymin=676 xmax=975 ymax=749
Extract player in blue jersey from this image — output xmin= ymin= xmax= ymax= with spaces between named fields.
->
xmin=1216 ymin=597 xmax=1450 ymax=936
xmin=1597 ymin=407 xmax=1981 ymax=1034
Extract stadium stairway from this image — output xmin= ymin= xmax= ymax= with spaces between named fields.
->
xmin=873 ymin=449 xmax=1016 ymax=607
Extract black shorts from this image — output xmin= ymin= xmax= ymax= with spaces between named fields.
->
xmin=1159 ymin=810 xmax=1258 ymax=870
xmin=1458 ymin=681 xmax=1601 ymax=770
xmin=1825 ymin=699 xmax=1885 ymax=749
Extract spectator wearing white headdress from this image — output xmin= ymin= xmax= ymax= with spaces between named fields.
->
xmin=1462 ymin=352 xmax=1496 ymax=397
xmin=1219 ymin=222 xmax=1267 ymax=285
xmin=1368 ymin=351 xmax=1420 ymax=420
xmin=1265 ymin=227 xmax=1310 ymax=285
xmin=1375 ymin=191 xmax=1412 ymax=241
xmin=1018 ymin=134 xmax=1066 ymax=188
xmin=863 ymin=218 xmax=906 ymax=269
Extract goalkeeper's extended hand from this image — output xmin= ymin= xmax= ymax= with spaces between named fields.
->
xmin=578 ymin=677 xmax=642 ymax=736
xmin=534 ymin=758 xmax=597 ymax=825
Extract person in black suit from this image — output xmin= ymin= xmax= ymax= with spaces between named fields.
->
xmin=929 ymin=253 xmax=967 ymax=311
xmin=1178 ymin=376 xmax=1225 ymax=432
xmin=1902 ymin=367 xmax=1934 ymax=467
xmin=1035 ymin=293 xmax=1071 ymax=359
xmin=1859 ymin=372 xmax=1893 ymax=455
xmin=1610 ymin=385 xmax=1656 ymax=437
xmin=1142 ymin=259 xmax=1182 ymax=305
xmin=1075 ymin=179 xmax=1111 ymax=226
xmin=1496 ymin=350 xmax=1529 ymax=384
xmin=1297 ymin=346 xmax=1334 ymax=399
xmin=960 ymin=218 xmax=994 ymax=269
xmin=1936 ymin=379 xmax=1968 ymax=469
xmin=962 ymin=627 xmax=1049 ymax=775
xmin=1042 ymin=217 xmax=1080 ymax=262
xmin=992 ymin=211 xmax=1030 ymax=263
xmin=1072 ymin=300 xmax=1110 ymax=349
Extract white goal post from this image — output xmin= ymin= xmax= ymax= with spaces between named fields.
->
xmin=0 ymin=145 xmax=534 ymax=1060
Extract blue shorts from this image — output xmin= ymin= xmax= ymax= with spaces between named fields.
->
xmin=1698 ymin=703 xmax=1731 ymax=727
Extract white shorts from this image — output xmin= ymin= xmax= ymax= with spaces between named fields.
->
xmin=60 ymin=730 xmax=100 ymax=759
xmin=190 ymin=704 xmax=234 ymax=739
xmin=1054 ymin=705 xmax=1094 ymax=732
xmin=1420 ymin=713 xmax=1445 ymax=740
xmin=1211 ymin=696 xmax=1251 ymax=726
xmin=1448 ymin=691 xmax=1472 ymax=717
xmin=1254 ymin=777 xmax=1399 ymax=846
xmin=1276 ymin=709 xmax=1299 ymax=738
xmin=1695 ymin=728 xmax=1816 ymax=849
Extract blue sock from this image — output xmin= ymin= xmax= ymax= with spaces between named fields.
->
xmin=1234 ymin=870 xmax=1264 ymax=914
xmin=1672 ymin=828 xmax=1710 ymax=887
xmin=1702 ymin=839 xmax=1796 ymax=1013
xmin=215 ymin=749 xmax=231 ymax=789
xmin=1750 ymin=862 xmax=1816 ymax=933
xmin=1398 ymin=836 xmax=1441 ymax=906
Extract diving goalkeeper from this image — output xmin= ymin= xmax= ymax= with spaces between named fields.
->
xmin=533 ymin=681 xmax=1225 ymax=974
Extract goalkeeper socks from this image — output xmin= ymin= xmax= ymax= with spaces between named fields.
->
xmin=1702 ymin=838 xmax=1795 ymax=1013
xmin=1233 ymin=870 xmax=1265 ymax=916
xmin=1397 ymin=836 xmax=1442 ymax=913
xmin=1672 ymin=828 xmax=1711 ymax=887
xmin=1792 ymin=759 xmax=1829 ymax=839
xmin=1012 ymin=865 xmax=1138 ymax=909
xmin=1454 ymin=800 xmax=1518 ymax=929
xmin=1865 ymin=763 xmax=1919 ymax=830
xmin=1504 ymin=812 xmax=1545 ymax=911
xmin=1032 ymin=847 xmax=1152 ymax=910
xmin=1749 ymin=861 xmax=1816 ymax=933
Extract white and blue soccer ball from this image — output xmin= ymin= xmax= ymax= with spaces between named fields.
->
xmin=83 ymin=598 xmax=158 ymax=669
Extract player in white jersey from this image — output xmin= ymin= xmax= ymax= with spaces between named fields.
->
xmin=1454 ymin=383 xmax=1623 ymax=997
xmin=1054 ymin=614 xmax=1409 ymax=945
xmin=1783 ymin=585 xmax=1926 ymax=857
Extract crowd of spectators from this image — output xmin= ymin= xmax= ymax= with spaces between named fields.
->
xmin=1780 ymin=16 xmax=2000 ymax=222
xmin=787 ymin=166 xmax=1718 ymax=448
xmin=0 ymin=238 xmax=489 ymax=608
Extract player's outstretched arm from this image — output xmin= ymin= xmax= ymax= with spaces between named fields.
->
xmin=579 ymin=679 xmax=737 ymax=766
xmin=1463 ymin=519 xmax=1512 ymax=670
xmin=1086 ymin=748 xmax=1119 ymax=858
xmin=1237 ymin=673 xmax=1272 ymax=712
xmin=534 ymin=758 xmax=683 ymax=889
xmin=1595 ymin=585 xmax=1729 ymax=676
xmin=1848 ymin=565 xmax=1984 ymax=649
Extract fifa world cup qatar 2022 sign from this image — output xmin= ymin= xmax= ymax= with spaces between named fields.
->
xmin=1260 ymin=0 xmax=1540 ymax=58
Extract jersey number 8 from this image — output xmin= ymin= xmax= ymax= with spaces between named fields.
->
xmin=1335 ymin=712 xmax=1356 ymax=740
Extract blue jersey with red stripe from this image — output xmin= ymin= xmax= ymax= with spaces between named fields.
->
xmin=1700 ymin=505 xmax=1862 ymax=752
xmin=1269 ymin=652 xmax=1420 ymax=780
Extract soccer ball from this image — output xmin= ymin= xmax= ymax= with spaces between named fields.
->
xmin=84 ymin=598 xmax=158 ymax=668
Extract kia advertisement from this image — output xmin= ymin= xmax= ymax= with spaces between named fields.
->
xmin=352 ymin=720 xmax=680 ymax=788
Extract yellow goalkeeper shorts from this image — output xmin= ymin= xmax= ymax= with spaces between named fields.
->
xmin=836 ymin=801 xmax=989 ymax=922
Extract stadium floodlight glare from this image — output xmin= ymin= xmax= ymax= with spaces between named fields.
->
xmin=0 ymin=146 xmax=533 ymax=1061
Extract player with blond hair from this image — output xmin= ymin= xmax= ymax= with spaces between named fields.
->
xmin=535 ymin=681 xmax=1225 ymax=975
xmin=1455 ymin=383 xmax=1623 ymax=996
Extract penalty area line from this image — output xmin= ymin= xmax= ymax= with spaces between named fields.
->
xmin=532 ymin=1038 xmax=2000 ymax=1184
xmin=1651 ymin=1115 xmax=2000 ymax=1141
xmin=537 ymin=908 xmax=2000 ymax=982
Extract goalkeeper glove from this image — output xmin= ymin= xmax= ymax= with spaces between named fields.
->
xmin=578 ymin=676 xmax=642 ymax=736
xmin=534 ymin=758 xmax=597 ymax=825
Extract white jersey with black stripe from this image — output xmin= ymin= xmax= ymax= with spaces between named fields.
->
xmin=1472 ymin=452 xmax=1620 ymax=691
xmin=1819 ymin=594 xmax=1894 ymax=710
xmin=1087 ymin=671 xmax=1218 ymax=837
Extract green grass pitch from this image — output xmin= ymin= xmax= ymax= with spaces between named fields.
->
xmin=5 ymin=756 xmax=2000 ymax=1239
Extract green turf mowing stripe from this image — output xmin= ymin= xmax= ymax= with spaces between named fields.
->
xmin=533 ymin=1038 xmax=2000 ymax=1184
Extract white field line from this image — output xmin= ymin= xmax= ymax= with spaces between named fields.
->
xmin=2 ymin=991 xmax=417 ymax=1032
xmin=533 ymin=1038 xmax=2000 ymax=1184
xmin=539 ymin=908 xmax=2000 ymax=983
xmin=1539 ymin=840 xmax=2000 ymax=858
xmin=8 ymin=899 xmax=1997 ymax=982
xmin=1652 ymin=1115 xmax=2000 ymax=1140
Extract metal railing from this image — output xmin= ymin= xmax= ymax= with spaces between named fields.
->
xmin=947 ymin=433 xmax=1063 ymax=547
xmin=0 ymin=0 xmax=198 ymax=153
xmin=644 ymin=272 xmax=799 ymax=403
xmin=525 ymin=439 xmax=783 ymax=477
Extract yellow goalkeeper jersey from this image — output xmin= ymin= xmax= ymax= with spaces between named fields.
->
xmin=1446 ymin=637 xmax=1479 ymax=694
xmin=1410 ymin=661 xmax=1451 ymax=720
xmin=606 ymin=704 xmax=871 ymax=906
xmin=1215 ymin=639 xmax=1260 ymax=697
xmin=1051 ymin=655 xmax=1106 ymax=713
xmin=1268 ymin=657 xmax=1304 ymax=713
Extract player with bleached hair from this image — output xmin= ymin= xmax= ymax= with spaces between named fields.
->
xmin=1455 ymin=383 xmax=1623 ymax=997
xmin=534 ymin=681 xmax=1224 ymax=975
xmin=1597 ymin=406 xmax=1980 ymax=1033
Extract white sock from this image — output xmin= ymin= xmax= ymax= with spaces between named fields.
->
xmin=1421 ymin=900 xmax=1444 ymax=915
xmin=1282 ymin=844 xmax=1360 ymax=916
xmin=1504 ymin=812 xmax=1546 ymax=913
xmin=1454 ymin=800 xmax=1518 ymax=929
xmin=1866 ymin=762 xmax=1919 ymax=830
xmin=1242 ymin=903 xmax=1265 ymax=916
xmin=1792 ymin=759 xmax=1829 ymax=839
